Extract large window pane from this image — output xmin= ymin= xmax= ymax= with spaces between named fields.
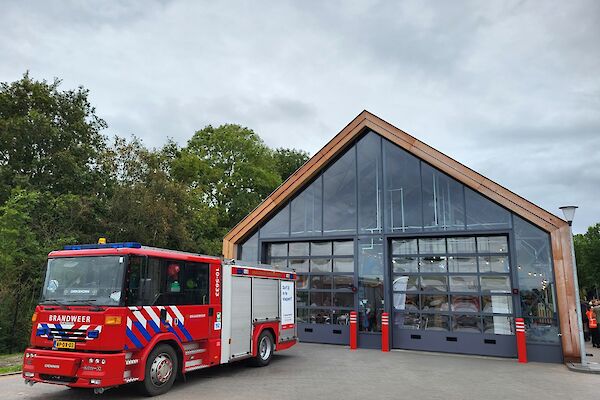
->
xmin=484 ymin=316 xmax=514 ymax=335
xmin=333 ymin=258 xmax=353 ymax=273
xmin=289 ymin=259 xmax=309 ymax=273
xmin=514 ymin=216 xmax=558 ymax=344
xmin=465 ymin=188 xmax=510 ymax=230
xmin=240 ymin=231 xmax=259 ymax=262
xmin=268 ymin=243 xmax=288 ymax=258
xmin=310 ymin=292 xmax=332 ymax=307
xmin=422 ymin=314 xmax=449 ymax=331
xmin=311 ymin=275 xmax=332 ymax=290
xmin=270 ymin=259 xmax=287 ymax=269
xmin=477 ymin=236 xmax=508 ymax=253
xmin=334 ymin=293 xmax=354 ymax=308
xmin=384 ymin=140 xmax=422 ymax=232
xmin=453 ymin=314 xmax=482 ymax=333
xmin=260 ymin=204 xmax=290 ymax=238
xmin=482 ymin=295 xmax=513 ymax=314
xmin=392 ymin=238 xmax=418 ymax=254
xmin=311 ymin=241 xmax=332 ymax=256
xmin=448 ymin=256 xmax=477 ymax=272
xmin=289 ymin=242 xmax=309 ymax=257
xmin=358 ymin=132 xmax=383 ymax=233
xmin=333 ymin=275 xmax=354 ymax=289
xmin=449 ymin=276 xmax=478 ymax=292
xmin=393 ymin=275 xmax=419 ymax=292
xmin=333 ymin=240 xmax=354 ymax=255
xmin=447 ymin=237 xmax=476 ymax=253
xmin=392 ymin=257 xmax=419 ymax=273
xmin=450 ymin=295 xmax=479 ymax=313
xmin=418 ymin=238 xmax=446 ymax=254
xmin=323 ymin=149 xmax=356 ymax=235
xmin=396 ymin=313 xmax=421 ymax=330
xmin=420 ymin=275 xmax=447 ymax=292
xmin=309 ymin=309 xmax=331 ymax=324
xmin=480 ymin=276 xmax=511 ymax=293
xmin=297 ymin=275 xmax=309 ymax=290
xmin=358 ymin=237 xmax=384 ymax=332
xmin=422 ymin=163 xmax=465 ymax=231
xmin=332 ymin=311 xmax=351 ymax=325
xmin=311 ymin=259 xmax=332 ymax=273
xmin=422 ymin=294 xmax=449 ymax=311
xmin=420 ymin=256 xmax=447 ymax=273
xmin=479 ymin=256 xmax=509 ymax=273
xmin=297 ymin=291 xmax=308 ymax=306
xmin=290 ymin=177 xmax=322 ymax=236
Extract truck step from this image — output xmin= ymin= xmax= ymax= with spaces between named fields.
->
xmin=185 ymin=364 xmax=209 ymax=372
xmin=125 ymin=359 xmax=139 ymax=365
xmin=185 ymin=348 xmax=206 ymax=355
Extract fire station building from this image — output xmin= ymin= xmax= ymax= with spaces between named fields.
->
xmin=222 ymin=111 xmax=580 ymax=363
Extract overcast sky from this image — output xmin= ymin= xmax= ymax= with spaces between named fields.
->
xmin=2 ymin=0 xmax=598 ymax=233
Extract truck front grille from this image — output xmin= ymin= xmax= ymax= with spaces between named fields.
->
xmin=40 ymin=374 xmax=78 ymax=383
xmin=48 ymin=328 xmax=88 ymax=342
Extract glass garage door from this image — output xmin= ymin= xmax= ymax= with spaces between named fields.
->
xmin=267 ymin=240 xmax=356 ymax=345
xmin=391 ymin=236 xmax=518 ymax=357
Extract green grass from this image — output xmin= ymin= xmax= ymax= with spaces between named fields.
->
xmin=0 ymin=353 xmax=22 ymax=374
xmin=0 ymin=365 xmax=21 ymax=374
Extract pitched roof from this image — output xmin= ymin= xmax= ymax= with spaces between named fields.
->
xmin=223 ymin=110 xmax=567 ymax=255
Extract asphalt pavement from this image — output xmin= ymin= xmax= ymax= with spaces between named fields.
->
xmin=3 ymin=343 xmax=598 ymax=399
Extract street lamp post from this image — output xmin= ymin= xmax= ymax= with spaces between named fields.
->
xmin=559 ymin=205 xmax=587 ymax=366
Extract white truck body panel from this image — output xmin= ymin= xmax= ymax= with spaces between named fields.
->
xmin=252 ymin=278 xmax=279 ymax=322
xmin=230 ymin=276 xmax=252 ymax=358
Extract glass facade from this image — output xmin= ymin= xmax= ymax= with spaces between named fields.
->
xmin=237 ymin=129 xmax=562 ymax=360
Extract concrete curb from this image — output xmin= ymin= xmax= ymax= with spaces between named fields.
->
xmin=0 ymin=371 xmax=22 ymax=377
xmin=566 ymin=362 xmax=600 ymax=374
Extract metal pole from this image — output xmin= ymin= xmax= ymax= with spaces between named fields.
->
xmin=568 ymin=223 xmax=587 ymax=365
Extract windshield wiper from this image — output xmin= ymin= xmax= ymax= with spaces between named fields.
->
xmin=66 ymin=299 xmax=104 ymax=311
xmin=40 ymin=299 xmax=68 ymax=309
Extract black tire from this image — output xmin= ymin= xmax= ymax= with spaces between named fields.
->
xmin=139 ymin=344 xmax=178 ymax=397
xmin=250 ymin=331 xmax=274 ymax=367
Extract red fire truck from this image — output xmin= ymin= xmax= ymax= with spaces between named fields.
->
xmin=22 ymin=242 xmax=297 ymax=396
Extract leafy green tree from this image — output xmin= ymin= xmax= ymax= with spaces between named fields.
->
xmin=574 ymin=223 xmax=600 ymax=299
xmin=0 ymin=73 xmax=107 ymax=201
xmin=172 ymin=124 xmax=282 ymax=229
xmin=0 ymin=190 xmax=46 ymax=352
xmin=273 ymin=148 xmax=310 ymax=181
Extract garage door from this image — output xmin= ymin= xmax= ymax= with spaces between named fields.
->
xmin=391 ymin=236 xmax=518 ymax=357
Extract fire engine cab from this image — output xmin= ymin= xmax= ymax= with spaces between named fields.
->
xmin=22 ymin=242 xmax=297 ymax=396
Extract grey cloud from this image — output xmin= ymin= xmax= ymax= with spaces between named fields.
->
xmin=1 ymin=0 xmax=598 ymax=232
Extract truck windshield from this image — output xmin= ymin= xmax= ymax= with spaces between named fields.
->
xmin=41 ymin=256 xmax=125 ymax=306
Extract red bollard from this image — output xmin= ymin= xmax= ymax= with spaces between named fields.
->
xmin=381 ymin=312 xmax=390 ymax=352
xmin=350 ymin=311 xmax=357 ymax=350
xmin=515 ymin=317 xmax=527 ymax=363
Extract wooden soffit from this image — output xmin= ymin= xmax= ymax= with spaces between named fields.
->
xmin=224 ymin=110 xmax=568 ymax=246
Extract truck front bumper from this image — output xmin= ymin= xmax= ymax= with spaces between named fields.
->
xmin=22 ymin=347 xmax=130 ymax=388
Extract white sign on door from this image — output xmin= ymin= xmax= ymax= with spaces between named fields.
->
xmin=280 ymin=281 xmax=295 ymax=328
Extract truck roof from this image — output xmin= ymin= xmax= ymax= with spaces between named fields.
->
xmin=48 ymin=243 xmax=221 ymax=264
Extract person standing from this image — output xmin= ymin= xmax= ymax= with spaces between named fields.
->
xmin=592 ymin=300 xmax=600 ymax=348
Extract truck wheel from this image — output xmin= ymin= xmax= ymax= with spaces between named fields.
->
xmin=140 ymin=344 xmax=178 ymax=397
xmin=251 ymin=331 xmax=274 ymax=367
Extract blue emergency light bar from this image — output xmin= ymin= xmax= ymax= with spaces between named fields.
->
xmin=63 ymin=242 xmax=142 ymax=250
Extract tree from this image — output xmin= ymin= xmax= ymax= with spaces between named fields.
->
xmin=172 ymin=124 xmax=282 ymax=229
xmin=574 ymin=223 xmax=600 ymax=299
xmin=273 ymin=148 xmax=310 ymax=181
xmin=0 ymin=73 xmax=107 ymax=201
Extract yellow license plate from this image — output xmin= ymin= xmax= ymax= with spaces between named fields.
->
xmin=54 ymin=340 xmax=76 ymax=350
